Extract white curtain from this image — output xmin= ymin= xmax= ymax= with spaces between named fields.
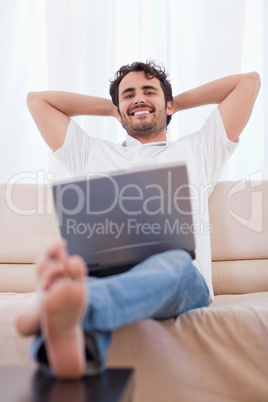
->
xmin=0 ymin=0 xmax=266 ymax=183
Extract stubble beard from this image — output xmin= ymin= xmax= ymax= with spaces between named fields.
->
xmin=120 ymin=107 xmax=167 ymax=141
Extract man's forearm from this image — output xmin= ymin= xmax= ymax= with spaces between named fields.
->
xmin=27 ymin=91 xmax=117 ymax=118
xmin=26 ymin=91 xmax=118 ymax=151
xmin=173 ymin=73 xmax=259 ymax=113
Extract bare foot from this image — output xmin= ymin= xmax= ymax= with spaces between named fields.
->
xmin=41 ymin=254 xmax=87 ymax=379
xmin=16 ymin=241 xmax=88 ymax=380
xmin=16 ymin=241 xmax=69 ymax=336
xmin=15 ymin=298 xmax=41 ymax=336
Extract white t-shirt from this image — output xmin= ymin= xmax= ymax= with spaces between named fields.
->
xmin=54 ymin=107 xmax=238 ymax=300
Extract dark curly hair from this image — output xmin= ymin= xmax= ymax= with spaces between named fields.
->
xmin=109 ymin=60 xmax=173 ymax=126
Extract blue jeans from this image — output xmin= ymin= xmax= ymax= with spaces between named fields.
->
xmin=31 ymin=250 xmax=209 ymax=375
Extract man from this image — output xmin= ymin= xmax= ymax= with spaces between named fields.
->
xmin=16 ymin=61 xmax=260 ymax=379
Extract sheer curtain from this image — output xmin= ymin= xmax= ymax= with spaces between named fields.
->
xmin=0 ymin=0 xmax=48 ymax=183
xmin=0 ymin=0 xmax=266 ymax=183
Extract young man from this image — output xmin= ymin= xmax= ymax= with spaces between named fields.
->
xmin=16 ymin=61 xmax=260 ymax=379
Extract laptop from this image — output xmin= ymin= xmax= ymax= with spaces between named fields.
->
xmin=52 ymin=163 xmax=196 ymax=277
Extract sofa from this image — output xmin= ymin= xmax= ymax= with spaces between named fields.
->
xmin=0 ymin=180 xmax=268 ymax=402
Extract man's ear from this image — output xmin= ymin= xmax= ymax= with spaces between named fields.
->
xmin=166 ymin=101 xmax=174 ymax=116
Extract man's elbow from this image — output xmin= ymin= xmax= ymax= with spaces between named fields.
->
xmin=247 ymin=72 xmax=261 ymax=95
xmin=26 ymin=91 xmax=39 ymax=108
xmin=26 ymin=92 xmax=45 ymax=117
xmin=239 ymin=72 xmax=261 ymax=110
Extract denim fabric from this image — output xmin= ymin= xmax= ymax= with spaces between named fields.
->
xmin=30 ymin=250 xmax=209 ymax=375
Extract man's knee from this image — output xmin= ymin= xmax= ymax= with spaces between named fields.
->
xmin=163 ymin=252 xmax=210 ymax=310
xmin=148 ymin=249 xmax=193 ymax=273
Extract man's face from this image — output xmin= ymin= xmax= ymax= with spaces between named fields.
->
xmin=117 ymin=71 xmax=173 ymax=142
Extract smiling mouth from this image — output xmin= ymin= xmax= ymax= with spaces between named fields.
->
xmin=130 ymin=108 xmax=154 ymax=116
xmin=133 ymin=110 xmax=150 ymax=116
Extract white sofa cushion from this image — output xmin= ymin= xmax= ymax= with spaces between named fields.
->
xmin=209 ymin=180 xmax=268 ymax=261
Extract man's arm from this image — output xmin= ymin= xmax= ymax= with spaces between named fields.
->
xmin=27 ymin=91 xmax=117 ymax=151
xmin=173 ymin=72 xmax=261 ymax=142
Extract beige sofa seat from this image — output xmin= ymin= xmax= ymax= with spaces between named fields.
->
xmin=0 ymin=181 xmax=268 ymax=402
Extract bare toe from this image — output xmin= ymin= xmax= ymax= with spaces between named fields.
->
xmin=68 ymin=255 xmax=87 ymax=281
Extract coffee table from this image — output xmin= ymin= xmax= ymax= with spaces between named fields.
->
xmin=0 ymin=366 xmax=134 ymax=402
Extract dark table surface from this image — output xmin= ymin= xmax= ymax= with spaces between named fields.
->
xmin=0 ymin=366 xmax=134 ymax=402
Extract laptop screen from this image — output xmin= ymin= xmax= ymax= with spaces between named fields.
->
xmin=52 ymin=163 xmax=195 ymax=274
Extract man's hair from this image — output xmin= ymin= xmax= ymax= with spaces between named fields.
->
xmin=109 ymin=60 xmax=173 ymax=126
